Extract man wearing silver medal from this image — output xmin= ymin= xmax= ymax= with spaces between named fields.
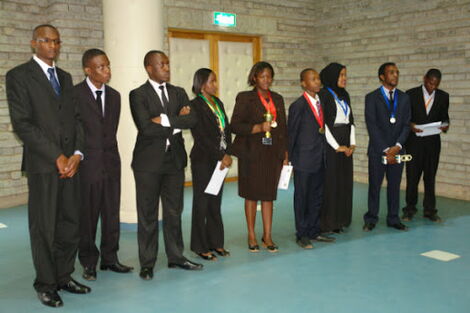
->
xmin=363 ymin=62 xmax=411 ymax=232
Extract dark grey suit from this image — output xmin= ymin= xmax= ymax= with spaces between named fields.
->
xmin=130 ymin=81 xmax=196 ymax=267
xmin=6 ymin=58 xmax=84 ymax=292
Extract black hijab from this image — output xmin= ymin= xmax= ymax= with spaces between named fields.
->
xmin=320 ymin=62 xmax=350 ymax=103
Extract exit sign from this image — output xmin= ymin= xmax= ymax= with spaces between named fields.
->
xmin=213 ymin=12 xmax=236 ymax=27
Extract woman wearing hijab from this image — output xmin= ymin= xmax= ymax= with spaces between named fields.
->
xmin=319 ymin=63 xmax=356 ymax=234
xmin=231 ymin=61 xmax=288 ymax=253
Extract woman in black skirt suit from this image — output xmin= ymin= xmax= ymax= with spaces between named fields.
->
xmin=190 ymin=68 xmax=232 ymax=261
xmin=231 ymin=62 xmax=288 ymax=252
xmin=319 ymin=63 xmax=356 ymax=233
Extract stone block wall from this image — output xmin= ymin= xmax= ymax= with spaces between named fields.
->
xmin=1 ymin=0 xmax=470 ymax=207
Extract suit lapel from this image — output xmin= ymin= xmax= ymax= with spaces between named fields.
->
xmin=29 ymin=59 xmax=58 ymax=100
xmin=417 ymin=87 xmax=428 ymax=117
xmin=145 ymin=81 xmax=165 ymax=114
xmin=166 ymin=84 xmax=178 ymax=116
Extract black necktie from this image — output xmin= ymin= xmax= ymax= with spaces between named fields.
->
xmin=47 ymin=67 xmax=61 ymax=96
xmin=95 ymin=90 xmax=103 ymax=116
xmin=159 ymin=85 xmax=169 ymax=112
xmin=389 ymin=90 xmax=394 ymax=104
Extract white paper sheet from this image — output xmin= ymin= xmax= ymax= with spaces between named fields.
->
xmin=204 ymin=161 xmax=229 ymax=195
xmin=278 ymin=165 xmax=293 ymax=190
xmin=415 ymin=121 xmax=442 ymax=137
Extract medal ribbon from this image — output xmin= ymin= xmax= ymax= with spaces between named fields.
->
xmin=303 ymin=92 xmax=324 ymax=128
xmin=327 ymin=87 xmax=349 ymax=117
xmin=199 ymin=94 xmax=226 ymax=131
xmin=424 ymin=96 xmax=433 ymax=111
xmin=380 ymin=86 xmax=398 ymax=120
xmin=257 ymin=90 xmax=277 ymax=122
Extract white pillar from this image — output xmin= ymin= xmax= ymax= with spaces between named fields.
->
xmin=103 ymin=0 xmax=164 ymax=223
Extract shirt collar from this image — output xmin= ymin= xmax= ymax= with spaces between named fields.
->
xmin=86 ymin=76 xmax=105 ymax=95
xmin=148 ymin=79 xmax=166 ymax=91
xmin=381 ymin=85 xmax=396 ymax=94
xmin=422 ymin=85 xmax=435 ymax=97
xmin=33 ymin=54 xmax=56 ymax=77
xmin=305 ymin=92 xmax=320 ymax=104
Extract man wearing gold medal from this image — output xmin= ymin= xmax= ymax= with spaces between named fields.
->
xmin=288 ymin=68 xmax=334 ymax=249
xmin=363 ymin=62 xmax=411 ymax=232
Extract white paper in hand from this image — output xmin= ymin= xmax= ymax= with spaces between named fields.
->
xmin=204 ymin=161 xmax=229 ymax=195
xmin=278 ymin=164 xmax=293 ymax=190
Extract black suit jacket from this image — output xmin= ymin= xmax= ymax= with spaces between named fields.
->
xmin=288 ymin=94 xmax=326 ymax=173
xmin=365 ymin=87 xmax=411 ymax=156
xmin=405 ymin=86 xmax=449 ymax=146
xmin=130 ymin=81 xmax=197 ymax=172
xmin=73 ymin=80 xmax=121 ymax=183
xmin=189 ymin=95 xmax=232 ymax=163
xmin=6 ymin=58 xmax=84 ymax=173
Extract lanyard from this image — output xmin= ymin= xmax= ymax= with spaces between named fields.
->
xmin=380 ymin=86 xmax=398 ymax=119
xmin=303 ymin=92 xmax=324 ymax=128
xmin=257 ymin=90 xmax=277 ymax=121
xmin=327 ymin=87 xmax=349 ymax=117
xmin=199 ymin=94 xmax=226 ymax=130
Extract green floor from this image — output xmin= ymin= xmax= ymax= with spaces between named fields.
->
xmin=0 ymin=182 xmax=469 ymax=313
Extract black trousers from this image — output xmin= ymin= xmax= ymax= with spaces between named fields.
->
xmin=78 ymin=175 xmax=120 ymax=267
xmin=134 ymin=152 xmax=186 ymax=268
xmin=293 ymin=168 xmax=324 ymax=239
xmin=27 ymin=173 xmax=80 ymax=292
xmin=190 ymin=160 xmax=224 ymax=254
xmin=404 ymin=136 xmax=441 ymax=215
xmin=364 ymin=154 xmax=404 ymax=225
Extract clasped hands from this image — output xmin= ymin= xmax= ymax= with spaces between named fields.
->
xmin=384 ymin=145 xmax=401 ymax=164
xmin=336 ymin=145 xmax=356 ymax=157
xmin=56 ymin=154 xmax=80 ymax=178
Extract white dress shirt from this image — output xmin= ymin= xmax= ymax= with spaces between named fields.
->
xmin=422 ymin=84 xmax=435 ymax=115
xmin=86 ymin=76 xmax=105 ymax=115
xmin=324 ymin=95 xmax=356 ymax=150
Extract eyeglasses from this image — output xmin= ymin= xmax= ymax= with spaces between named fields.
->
xmin=35 ymin=38 xmax=62 ymax=45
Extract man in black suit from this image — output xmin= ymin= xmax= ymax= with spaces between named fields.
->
xmin=363 ymin=62 xmax=411 ymax=232
xmin=6 ymin=24 xmax=90 ymax=308
xmin=402 ymin=69 xmax=449 ymax=222
xmin=130 ymin=50 xmax=200 ymax=280
xmin=288 ymin=68 xmax=335 ymax=249
xmin=74 ymin=49 xmax=133 ymax=281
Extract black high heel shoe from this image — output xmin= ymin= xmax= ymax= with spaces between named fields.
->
xmin=210 ymin=248 xmax=231 ymax=257
xmin=261 ymin=238 xmax=278 ymax=253
xmin=248 ymin=243 xmax=260 ymax=252
xmin=197 ymin=252 xmax=217 ymax=261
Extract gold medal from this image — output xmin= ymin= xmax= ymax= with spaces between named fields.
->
xmin=319 ymin=127 xmax=325 ymax=134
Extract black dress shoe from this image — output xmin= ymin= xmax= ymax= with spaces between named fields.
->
xmin=423 ymin=213 xmax=442 ymax=223
xmin=363 ymin=223 xmax=376 ymax=232
xmin=100 ymin=262 xmax=134 ymax=273
xmin=387 ymin=222 xmax=408 ymax=231
xmin=37 ymin=291 xmax=63 ymax=308
xmin=139 ymin=267 xmax=153 ymax=280
xmin=210 ymin=248 xmax=230 ymax=257
xmin=168 ymin=260 xmax=203 ymax=271
xmin=402 ymin=212 xmax=415 ymax=222
xmin=296 ymin=237 xmax=313 ymax=249
xmin=82 ymin=266 xmax=97 ymax=281
xmin=248 ymin=243 xmax=260 ymax=252
xmin=197 ymin=252 xmax=217 ymax=261
xmin=312 ymin=235 xmax=336 ymax=243
xmin=58 ymin=279 xmax=91 ymax=294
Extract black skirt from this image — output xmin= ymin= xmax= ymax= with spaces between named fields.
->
xmin=321 ymin=124 xmax=353 ymax=232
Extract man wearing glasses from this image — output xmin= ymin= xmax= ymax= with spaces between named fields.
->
xmin=6 ymin=24 xmax=90 ymax=308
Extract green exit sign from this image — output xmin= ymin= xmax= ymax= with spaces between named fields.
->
xmin=213 ymin=12 xmax=236 ymax=27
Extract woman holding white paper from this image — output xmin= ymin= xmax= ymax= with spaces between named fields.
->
xmin=189 ymin=68 xmax=232 ymax=261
